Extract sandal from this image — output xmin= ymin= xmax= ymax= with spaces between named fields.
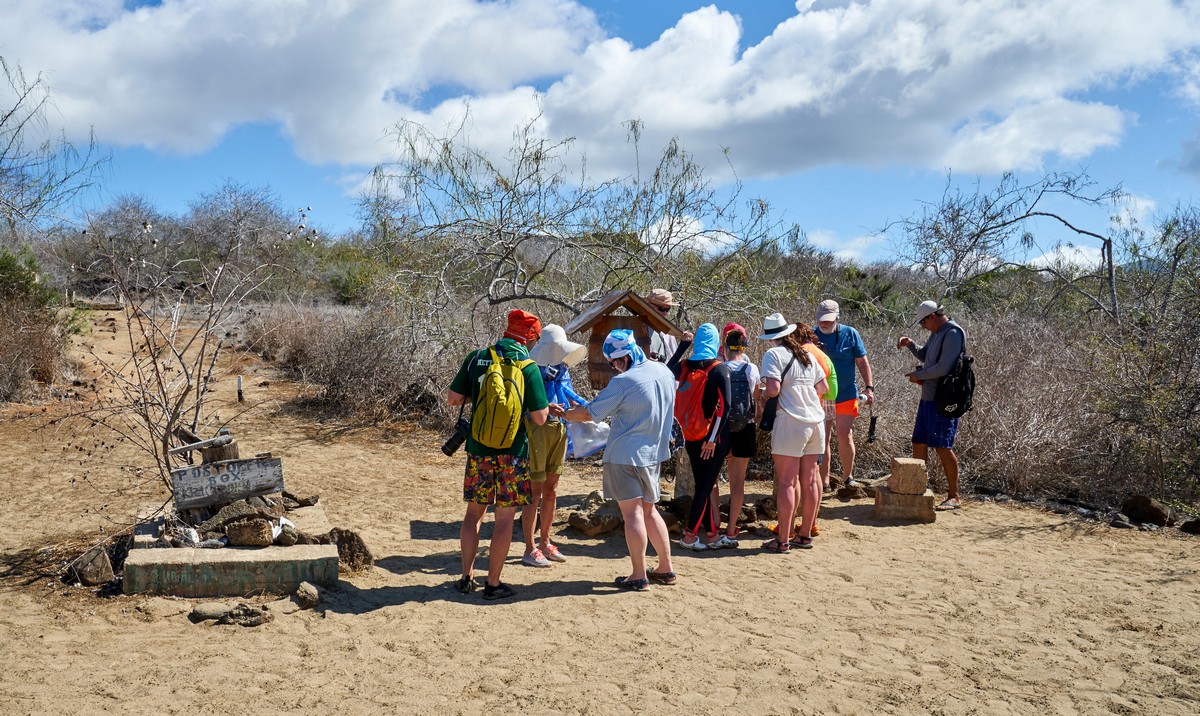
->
xmin=793 ymin=536 xmax=814 ymax=549
xmin=454 ymin=575 xmax=476 ymax=594
xmin=614 ymin=576 xmax=650 ymax=591
xmin=482 ymin=582 xmax=516 ymax=601
xmin=761 ymin=538 xmax=790 ymax=554
xmin=936 ymin=499 xmax=961 ymax=511
xmin=710 ymin=535 xmax=739 ymax=550
xmin=647 ymin=570 xmax=677 ymax=585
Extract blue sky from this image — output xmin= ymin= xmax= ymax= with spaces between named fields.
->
xmin=4 ymin=0 xmax=1200 ymax=265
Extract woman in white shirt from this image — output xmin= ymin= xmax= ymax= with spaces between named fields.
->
xmin=757 ymin=313 xmax=828 ymax=551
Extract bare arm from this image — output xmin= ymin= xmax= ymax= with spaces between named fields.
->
xmin=447 ymin=388 xmax=468 ymax=406
xmin=856 ymin=355 xmax=874 ymax=403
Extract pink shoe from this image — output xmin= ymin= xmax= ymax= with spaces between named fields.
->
xmin=542 ymin=543 xmax=567 ymax=563
xmin=522 ymin=548 xmax=551 ymax=567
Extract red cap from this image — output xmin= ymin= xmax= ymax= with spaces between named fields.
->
xmin=503 ymin=309 xmax=542 ymax=344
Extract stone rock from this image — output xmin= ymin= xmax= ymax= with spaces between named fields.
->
xmin=275 ymin=523 xmax=299 ymax=546
xmin=872 ymin=486 xmax=936 ymax=523
xmin=568 ymin=498 xmax=624 ymax=537
xmin=294 ymin=581 xmax=322 ymax=610
xmin=1180 ymin=519 xmax=1200 ymax=535
xmin=294 ymin=531 xmax=326 ymax=545
xmin=658 ymin=508 xmax=681 ymax=535
xmin=1121 ymin=496 xmax=1176 ymax=527
xmin=1138 ymin=523 xmax=1160 ymax=532
xmin=859 ymin=476 xmax=889 ymax=499
xmin=225 ymin=518 xmax=274 ymax=547
xmin=754 ymin=496 xmax=778 ymax=520
xmin=578 ymin=490 xmax=607 ymax=511
xmin=887 ymin=457 xmax=929 ymax=495
xmin=191 ymin=602 xmax=235 ymax=622
xmin=661 ymin=494 xmax=691 ymax=520
xmin=68 ymin=546 xmax=114 ymax=586
xmin=1110 ymin=517 xmax=1135 ymax=529
xmin=332 ymin=528 xmax=374 ymax=572
xmin=247 ymin=495 xmax=284 ymax=518
xmin=837 ymin=485 xmax=868 ymax=500
xmin=217 ymin=603 xmax=273 ymax=627
xmin=283 ymin=490 xmax=320 ymax=509
xmin=196 ymin=500 xmax=261 ymax=534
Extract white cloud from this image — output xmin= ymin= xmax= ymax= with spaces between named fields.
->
xmin=807 ymin=229 xmax=887 ymax=263
xmin=1029 ymin=244 xmax=1105 ymax=270
xmin=3 ymin=0 xmax=1200 ymax=186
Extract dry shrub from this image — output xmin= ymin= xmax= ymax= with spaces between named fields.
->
xmin=246 ymin=303 xmax=470 ymax=423
xmin=0 ymin=300 xmax=66 ymax=400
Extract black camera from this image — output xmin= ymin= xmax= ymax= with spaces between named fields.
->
xmin=441 ymin=417 xmax=470 ymax=456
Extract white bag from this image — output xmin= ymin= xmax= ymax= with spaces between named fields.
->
xmin=567 ymin=420 xmax=610 ymax=459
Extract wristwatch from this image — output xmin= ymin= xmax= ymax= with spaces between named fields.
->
xmin=864 ymin=385 xmax=875 ymax=390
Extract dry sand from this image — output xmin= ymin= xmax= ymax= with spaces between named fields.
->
xmin=1 ymin=310 xmax=1198 ymax=715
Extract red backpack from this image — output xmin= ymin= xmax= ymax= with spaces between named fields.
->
xmin=675 ymin=363 xmax=721 ymax=442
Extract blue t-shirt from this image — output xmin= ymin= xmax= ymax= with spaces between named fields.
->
xmin=585 ymin=360 xmax=676 ymax=467
xmin=814 ymin=324 xmax=867 ymax=403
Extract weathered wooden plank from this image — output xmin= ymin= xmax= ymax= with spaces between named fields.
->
xmin=170 ymin=457 xmax=285 ymax=510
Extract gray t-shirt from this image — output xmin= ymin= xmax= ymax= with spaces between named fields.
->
xmin=906 ymin=320 xmax=966 ymax=401
xmin=586 ymin=359 xmax=676 ymax=466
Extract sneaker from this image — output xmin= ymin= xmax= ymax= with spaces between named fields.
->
xmin=482 ymin=582 xmax=516 ymax=601
xmin=542 ymin=543 xmax=567 ymax=563
xmin=522 ymin=548 xmax=552 ymax=567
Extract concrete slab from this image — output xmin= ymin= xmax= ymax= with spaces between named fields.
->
xmin=125 ymin=505 xmax=338 ymax=597
xmin=872 ymin=486 xmax=937 ymax=524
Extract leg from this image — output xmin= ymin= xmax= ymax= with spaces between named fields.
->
xmin=821 ymin=417 xmax=834 ymax=487
xmin=488 ymin=506 xmax=516 ymax=587
xmin=642 ymin=500 xmax=675 ymax=575
xmin=797 ymin=454 xmax=821 ymax=538
xmin=616 ymin=498 xmax=649 ymax=581
xmin=460 ymin=502 xmax=488 ymax=578
xmin=539 ymin=473 xmax=560 ymax=547
xmin=726 ymin=456 xmax=748 ymax=537
xmin=521 ymin=480 xmax=545 ymax=555
xmin=935 ymin=448 xmax=959 ymax=500
xmin=835 ymin=412 xmax=857 ymax=483
xmin=773 ymin=454 xmax=801 ymax=544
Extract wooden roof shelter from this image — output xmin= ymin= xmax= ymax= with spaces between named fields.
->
xmin=563 ymin=289 xmax=684 ymax=390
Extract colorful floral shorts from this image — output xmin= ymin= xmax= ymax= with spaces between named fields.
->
xmin=463 ymin=454 xmax=531 ymax=507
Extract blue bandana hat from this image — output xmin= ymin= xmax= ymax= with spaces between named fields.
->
xmin=602 ymin=329 xmax=646 ymax=366
xmin=690 ymin=323 xmax=720 ymax=361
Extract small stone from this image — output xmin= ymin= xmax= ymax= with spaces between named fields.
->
xmin=225 ymin=518 xmax=274 ymax=547
xmin=568 ymin=500 xmax=623 ymax=537
xmin=1121 ymin=496 xmax=1176 ymax=527
xmin=887 ymin=457 xmax=929 ymax=495
xmin=196 ymin=500 xmax=260 ymax=534
xmin=191 ymin=602 xmax=235 ymax=622
xmin=217 ymin=603 xmax=273 ymax=627
xmin=1110 ymin=518 xmax=1135 ymax=529
xmin=1138 ymin=523 xmax=1160 ymax=532
xmin=837 ymin=485 xmax=868 ymax=500
xmin=755 ymin=496 xmax=778 ymax=520
xmin=275 ymin=523 xmax=299 ymax=546
xmin=294 ymin=582 xmax=322 ymax=610
xmin=68 ymin=546 xmax=114 ymax=586
xmin=332 ymin=528 xmax=374 ymax=572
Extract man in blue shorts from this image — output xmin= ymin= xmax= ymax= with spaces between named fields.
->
xmin=897 ymin=300 xmax=965 ymax=510
xmin=814 ymin=299 xmax=875 ymax=489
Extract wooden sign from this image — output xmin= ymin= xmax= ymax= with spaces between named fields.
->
xmin=171 ymin=457 xmax=285 ymax=510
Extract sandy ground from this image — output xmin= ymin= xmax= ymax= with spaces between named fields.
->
xmin=1 ymin=310 xmax=1198 ymax=716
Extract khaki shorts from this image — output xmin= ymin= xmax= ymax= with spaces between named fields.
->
xmin=771 ymin=416 xmax=825 ymax=457
xmin=602 ymin=462 xmax=661 ymax=503
xmin=527 ymin=419 xmax=567 ymax=482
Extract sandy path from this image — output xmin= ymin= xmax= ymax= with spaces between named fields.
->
xmin=1 ymin=311 xmax=1197 ymax=715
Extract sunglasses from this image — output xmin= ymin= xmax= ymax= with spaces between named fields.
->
xmin=655 ymin=305 xmax=672 ymax=313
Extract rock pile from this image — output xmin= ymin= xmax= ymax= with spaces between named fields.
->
xmin=873 ymin=457 xmax=936 ymax=523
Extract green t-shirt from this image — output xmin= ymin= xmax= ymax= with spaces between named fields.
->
xmin=449 ymin=338 xmax=549 ymax=457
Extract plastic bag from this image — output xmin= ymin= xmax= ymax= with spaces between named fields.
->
xmin=567 ymin=420 xmax=610 ymax=459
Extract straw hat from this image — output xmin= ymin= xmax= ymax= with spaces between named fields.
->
xmin=756 ymin=312 xmax=797 ymax=340
xmin=528 ymin=324 xmax=586 ymax=367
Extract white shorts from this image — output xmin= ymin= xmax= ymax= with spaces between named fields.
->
xmin=771 ymin=416 xmax=825 ymax=457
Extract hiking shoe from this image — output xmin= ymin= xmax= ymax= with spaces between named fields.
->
xmin=542 ymin=543 xmax=567 ymax=562
xmin=522 ymin=548 xmax=552 ymax=567
xmin=482 ymin=582 xmax=516 ymax=601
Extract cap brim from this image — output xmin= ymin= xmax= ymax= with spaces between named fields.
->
xmin=815 ymin=312 xmax=838 ymax=322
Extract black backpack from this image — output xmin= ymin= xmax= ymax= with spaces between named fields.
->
xmin=726 ymin=362 xmax=755 ymax=431
xmin=933 ymin=326 xmax=975 ymax=419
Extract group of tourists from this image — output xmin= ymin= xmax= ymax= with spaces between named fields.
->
xmin=446 ymin=292 xmax=966 ymax=600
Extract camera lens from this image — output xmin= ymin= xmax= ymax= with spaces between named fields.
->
xmin=441 ymin=418 xmax=470 ymax=456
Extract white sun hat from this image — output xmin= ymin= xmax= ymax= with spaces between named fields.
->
xmin=756 ymin=312 xmax=797 ymax=341
xmin=528 ymin=324 xmax=587 ymax=367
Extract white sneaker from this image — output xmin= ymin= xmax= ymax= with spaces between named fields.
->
xmin=542 ymin=543 xmax=567 ymax=562
xmin=522 ymin=548 xmax=552 ymax=567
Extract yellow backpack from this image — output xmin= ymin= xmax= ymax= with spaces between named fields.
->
xmin=470 ymin=347 xmax=534 ymax=449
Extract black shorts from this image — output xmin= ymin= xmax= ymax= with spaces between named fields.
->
xmin=728 ymin=423 xmax=757 ymax=459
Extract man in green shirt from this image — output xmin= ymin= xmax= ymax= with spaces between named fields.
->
xmin=447 ymin=309 xmax=549 ymax=600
